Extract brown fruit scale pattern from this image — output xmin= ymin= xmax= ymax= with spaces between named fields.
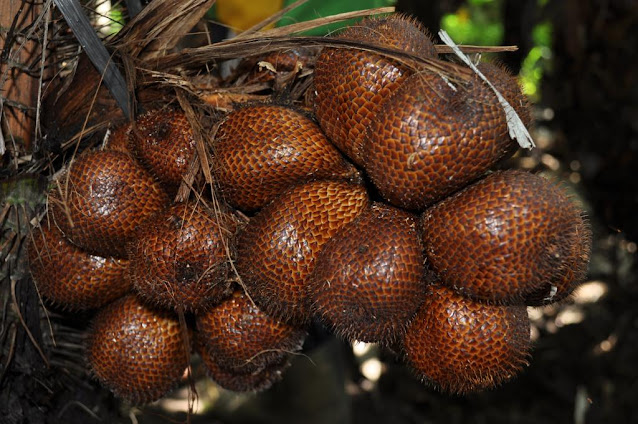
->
xmin=86 ymin=295 xmax=188 ymax=404
xmin=50 ymin=150 xmax=168 ymax=258
xmin=28 ymin=220 xmax=131 ymax=310
xmin=31 ymin=14 xmax=594 ymax=402
xmin=132 ymin=109 xmax=196 ymax=191
xmin=129 ymin=202 xmax=234 ymax=313
xmin=310 ymin=202 xmax=426 ymax=344
xmin=236 ymin=180 xmax=369 ymax=324
xmin=422 ymin=170 xmax=591 ymax=305
xmin=197 ymin=339 xmax=291 ymax=392
xmin=364 ymin=71 xmax=514 ymax=210
xmin=404 ymin=284 xmax=530 ymax=394
xmin=213 ymin=105 xmax=358 ymax=211
xmin=314 ymin=15 xmax=437 ymax=166
xmin=196 ymin=290 xmax=307 ymax=372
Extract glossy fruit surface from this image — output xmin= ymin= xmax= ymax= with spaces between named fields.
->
xmin=314 ymin=15 xmax=437 ymax=166
xmin=421 ymin=170 xmax=591 ymax=305
xmin=129 ymin=202 xmax=235 ymax=313
xmin=310 ymin=203 xmax=426 ymax=343
xmin=132 ymin=109 xmax=196 ymax=191
xmin=236 ymin=180 xmax=369 ymax=323
xmin=403 ymin=284 xmax=530 ymax=394
xmin=86 ymin=295 xmax=188 ymax=404
xmin=50 ymin=150 xmax=168 ymax=258
xmin=364 ymin=71 xmax=516 ymax=210
xmin=213 ymin=104 xmax=359 ymax=211
xmin=196 ymin=290 xmax=306 ymax=372
xmin=28 ymin=219 xmax=131 ymax=310
xmin=478 ymin=61 xmax=532 ymax=128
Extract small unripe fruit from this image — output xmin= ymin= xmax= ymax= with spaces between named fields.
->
xmin=403 ymin=284 xmax=530 ymax=394
xmin=86 ymin=295 xmax=188 ymax=404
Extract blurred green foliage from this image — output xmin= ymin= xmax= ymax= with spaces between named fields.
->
xmin=278 ymin=0 xmax=396 ymax=35
xmin=107 ymin=5 xmax=124 ymax=35
xmin=441 ymin=0 xmax=553 ymax=103
xmin=520 ymin=21 xmax=552 ymax=101
xmin=440 ymin=0 xmax=504 ymax=46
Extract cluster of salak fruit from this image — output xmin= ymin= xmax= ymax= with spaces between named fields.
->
xmin=28 ymin=14 xmax=591 ymax=404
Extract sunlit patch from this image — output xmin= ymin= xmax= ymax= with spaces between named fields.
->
xmin=555 ymin=307 xmax=585 ymax=327
xmin=573 ymin=280 xmax=608 ymax=304
xmin=541 ymin=153 xmax=560 ymax=171
xmin=361 ymin=358 xmax=384 ymax=383
xmin=352 ymin=341 xmax=373 ymax=357
xmin=593 ymin=334 xmax=618 ymax=355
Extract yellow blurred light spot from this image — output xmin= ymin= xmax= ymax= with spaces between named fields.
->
xmin=216 ymin=0 xmax=284 ymax=31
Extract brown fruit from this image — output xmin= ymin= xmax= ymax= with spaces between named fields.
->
xmin=197 ymin=340 xmax=290 ymax=392
xmin=309 ymin=203 xmax=426 ymax=344
xmin=236 ymin=180 xmax=369 ymax=323
xmin=49 ymin=150 xmax=168 ymax=258
xmin=104 ymin=122 xmax=132 ymax=154
xmin=129 ymin=202 xmax=235 ymax=313
xmin=403 ymin=284 xmax=530 ymax=394
xmin=478 ymin=61 xmax=532 ymax=128
xmin=86 ymin=295 xmax=188 ymax=404
xmin=421 ymin=170 xmax=592 ymax=305
xmin=314 ymin=15 xmax=437 ymax=166
xmin=363 ymin=70 xmax=516 ymax=210
xmin=132 ymin=109 xmax=196 ymax=191
xmin=213 ymin=104 xmax=359 ymax=211
xmin=196 ymin=290 xmax=306 ymax=372
xmin=28 ymin=219 xmax=131 ymax=310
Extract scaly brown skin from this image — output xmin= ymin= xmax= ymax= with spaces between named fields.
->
xmin=196 ymin=290 xmax=307 ymax=373
xmin=309 ymin=202 xmax=426 ymax=344
xmin=478 ymin=61 xmax=533 ymax=128
xmin=196 ymin=338 xmax=291 ymax=393
xmin=314 ymin=14 xmax=437 ymax=166
xmin=403 ymin=284 xmax=531 ymax=394
xmin=129 ymin=202 xmax=236 ymax=313
xmin=235 ymin=180 xmax=369 ymax=324
xmin=28 ymin=218 xmax=131 ymax=310
xmin=421 ymin=170 xmax=592 ymax=305
xmin=49 ymin=150 xmax=169 ymax=258
xmin=86 ymin=295 xmax=189 ymax=405
xmin=213 ymin=104 xmax=359 ymax=212
xmin=363 ymin=69 xmax=517 ymax=210
xmin=131 ymin=109 xmax=196 ymax=193
xmin=103 ymin=122 xmax=133 ymax=154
